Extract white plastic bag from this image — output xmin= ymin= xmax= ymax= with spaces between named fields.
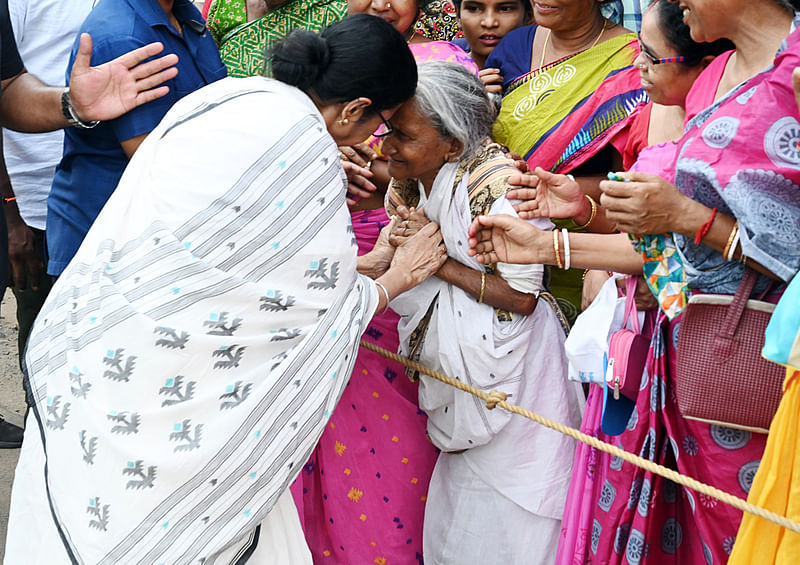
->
xmin=565 ymin=276 xmax=621 ymax=384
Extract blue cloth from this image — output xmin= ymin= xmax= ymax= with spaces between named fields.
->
xmin=484 ymin=25 xmax=535 ymax=89
xmin=46 ymin=0 xmax=226 ymax=276
xmin=450 ymin=37 xmax=470 ymax=54
xmin=763 ymin=273 xmax=800 ymax=370
xmin=602 ymin=0 xmax=644 ymax=33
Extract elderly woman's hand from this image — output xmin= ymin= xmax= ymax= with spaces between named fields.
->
xmin=388 ymin=205 xmax=431 ymax=246
xmin=468 ymin=214 xmax=546 ymax=265
xmin=390 ymin=222 xmax=448 ymax=286
xmin=599 ymin=171 xmax=696 ymax=235
xmin=506 ymin=167 xmax=586 ymax=220
xmin=505 ymin=152 xmax=529 ymax=174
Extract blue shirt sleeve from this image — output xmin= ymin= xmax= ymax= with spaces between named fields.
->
xmin=485 ymin=25 xmax=536 ymax=89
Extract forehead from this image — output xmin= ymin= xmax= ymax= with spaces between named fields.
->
xmin=393 ymin=99 xmax=439 ymax=135
xmin=639 ymin=6 xmax=669 ymax=50
xmin=460 ymin=0 xmax=526 ymax=7
xmin=394 ymin=99 xmax=426 ymax=126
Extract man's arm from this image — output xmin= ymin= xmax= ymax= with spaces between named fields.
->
xmin=0 ymin=130 xmax=39 ymax=290
xmin=0 ymin=34 xmax=178 ymax=133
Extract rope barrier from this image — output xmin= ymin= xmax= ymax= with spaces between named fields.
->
xmin=359 ymin=339 xmax=800 ymax=536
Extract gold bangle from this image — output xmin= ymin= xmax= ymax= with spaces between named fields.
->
xmin=478 ymin=272 xmax=486 ymax=303
xmin=574 ymin=194 xmax=597 ymax=230
xmin=722 ymin=222 xmax=738 ymax=260
xmin=553 ymin=229 xmax=564 ymax=270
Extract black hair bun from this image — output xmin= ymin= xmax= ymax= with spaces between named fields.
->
xmin=271 ymin=30 xmax=332 ymax=90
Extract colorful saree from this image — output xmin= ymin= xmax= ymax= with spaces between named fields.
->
xmin=291 ymin=208 xmax=439 ymax=565
xmin=206 ymin=0 xmax=247 ymax=44
xmin=413 ymin=0 xmax=462 ymax=41
xmin=215 ymin=0 xmax=347 ymax=77
xmin=490 ymin=27 xmax=644 ymax=171
xmin=558 ymin=19 xmax=800 ymax=565
xmin=487 ymin=26 xmax=645 ymax=322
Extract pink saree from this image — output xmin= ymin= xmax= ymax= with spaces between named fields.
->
xmin=291 ymin=208 xmax=438 ymax=565
xmin=556 ymin=48 xmax=781 ymax=561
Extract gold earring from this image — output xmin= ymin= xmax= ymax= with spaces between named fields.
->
xmin=338 ymin=118 xmax=349 ymax=125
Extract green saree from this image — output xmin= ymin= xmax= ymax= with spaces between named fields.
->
xmin=211 ymin=0 xmax=348 ymax=77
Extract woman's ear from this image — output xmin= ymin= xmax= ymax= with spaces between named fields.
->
xmin=444 ymin=138 xmax=464 ymax=163
xmin=340 ymin=97 xmax=373 ymax=123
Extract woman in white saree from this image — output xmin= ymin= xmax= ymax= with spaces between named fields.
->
xmin=383 ymin=61 xmax=584 ymax=564
xmin=4 ymin=15 xmax=448 ymax=565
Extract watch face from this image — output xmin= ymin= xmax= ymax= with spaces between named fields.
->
xmin=61 ymin=89 xmax=76 ymax=125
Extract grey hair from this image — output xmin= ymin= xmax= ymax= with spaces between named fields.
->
xmin=414 ymin=61 xmax=498 ymax=161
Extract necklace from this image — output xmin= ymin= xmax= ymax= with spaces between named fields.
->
xmin=539 ymin=18 xmax=608 ymax=70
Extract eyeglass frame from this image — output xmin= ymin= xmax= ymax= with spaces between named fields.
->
xmin=637 ymin=33 xmax=686 ymax=66
xmin=371 ymin=110 xmax=394 ymax=138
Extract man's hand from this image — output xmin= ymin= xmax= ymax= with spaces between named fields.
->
xmin=69 ymin=33 xmax=179 ymax=123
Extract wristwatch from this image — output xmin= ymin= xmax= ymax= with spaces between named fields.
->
xmin=61 ymin=88 xmax=100 ymax=129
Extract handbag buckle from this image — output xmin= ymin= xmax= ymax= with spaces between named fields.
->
xmin=608 ymin=358 xmax=620 ymax=400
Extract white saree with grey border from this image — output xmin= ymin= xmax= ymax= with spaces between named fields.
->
xmin=6 ymin=77 xmax=378 ymax=564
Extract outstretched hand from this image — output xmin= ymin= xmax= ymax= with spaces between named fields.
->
xmin=468 ymin=214 xmax=543 ymax=265
xmin=69 ymin=34 xmax=179 ymax=123
xmin=506 ymin=167 xmax=586 ymax=220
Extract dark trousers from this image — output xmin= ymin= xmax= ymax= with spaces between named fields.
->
xmin=11 ymin=227 xmax=52 ymax=370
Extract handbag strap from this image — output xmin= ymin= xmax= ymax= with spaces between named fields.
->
xmin=720 ymin=268 xmax=759 ymax=339
xmin=623 ymin=276 xmax=641 ymax=334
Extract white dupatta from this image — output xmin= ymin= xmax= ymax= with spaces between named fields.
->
xmin=20 ymin=77 xmax=378 ymax=563
xmin=390 ymin=160 xmax=583 ymax=518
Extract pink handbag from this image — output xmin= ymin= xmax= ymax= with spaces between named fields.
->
xmin=606 ymin=277 xmax=650 ymax=402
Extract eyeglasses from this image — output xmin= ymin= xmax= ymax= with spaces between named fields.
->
xmin=372 ymin=111 xmax=394 ymax=138
xmin=637 ymin=34 xmax=685 ymax=66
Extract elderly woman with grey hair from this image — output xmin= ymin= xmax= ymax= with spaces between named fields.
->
xmin=382 ymin=61 xmax=584 ymax=564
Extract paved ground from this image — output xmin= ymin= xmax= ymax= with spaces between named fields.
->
xmin=0 ymin=292 xmax=25 ymax=564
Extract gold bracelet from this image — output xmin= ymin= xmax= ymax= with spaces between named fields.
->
xmin=574 ymin=194 xmax=597 ymax=230
xmin=553 ymin=229 xmax=564 ymax=270
xmin=478 ymin=272 xmax=486 ymax=303
xmin=722 ymin=222 xmax=738 ymax=260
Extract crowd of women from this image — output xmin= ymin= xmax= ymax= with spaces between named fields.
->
xmin=4 ymin=0 xmax=800 ymax=563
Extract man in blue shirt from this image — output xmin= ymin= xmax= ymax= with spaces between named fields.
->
xmin=46 ymin=0 xmax=227 ymax=277
xmin=0 ymin=0 xmax=183 ymax=449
